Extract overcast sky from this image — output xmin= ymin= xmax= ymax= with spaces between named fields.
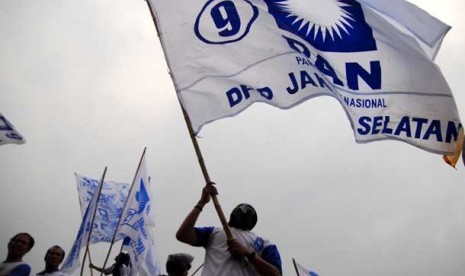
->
xmin=1 ymin=0 xmax=464 ymax=275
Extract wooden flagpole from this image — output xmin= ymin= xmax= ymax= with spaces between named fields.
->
xmin=80 ymin=166 xmax=108 ymax=276
xmin=99 ymin=148 xmax=147 ymax=276
xmin=144 ymin=0 xmax=233 ymax=240
xmin=292 ymin=258 xmax=301 ymax=276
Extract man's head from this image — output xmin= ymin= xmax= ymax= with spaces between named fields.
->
xmin=228 ymin=203 xmax=257 ymax=231
xmin=166 ymin=253 xmax=194 ymax=276
xmin=44 ymin=245 xmax=65 ymax=268
xmin=8 ymin=233 xmax=34 ymax=260
xmin=114 ymin=252 xmax=130 ymax=266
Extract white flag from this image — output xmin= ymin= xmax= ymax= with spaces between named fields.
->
xmin=0 ymin=112 xmax=26 ymax=145
xmin=116 ymin=154 xmax=161 ymax=275
xmin=150 ymin=0 xmax=463 ymax=165
xmin=75 ymin=173 xmax=130 ymax=244
xmin=138 ymin=229 xmax=162 ymax=276
xmin=61 ymin=178 xmax=102 ymax=274
xmin=294 ymin=259 xmax=319 ymax=276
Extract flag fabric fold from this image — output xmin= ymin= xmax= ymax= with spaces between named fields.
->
xmin=150 ymin=0 xmax=462 ymax=165
xmin=75 ymin=173 xmax=130 ymax=244
xmin=115 ymin=154 xmax=161 ymax=275
xmin=0 ymin=112 xmax=26 ymax=145
xmin=356 ymin=0 xmax=450 ymax=58
xmin=61 ymin=177 xmax=103 ymax=274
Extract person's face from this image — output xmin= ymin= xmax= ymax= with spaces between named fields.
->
xmin=8 ymin=234 xmax=31 ymax=258
xmin=45 ymin=247 xmax=64 ymax=267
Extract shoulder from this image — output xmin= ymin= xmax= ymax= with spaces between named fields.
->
xmin=194 ymin=226 xmax=217 ymax=247
xmin=260 ymin=244 xmax=282 ymax=274
xmin=10 ymin=263 xmax=31 ymax=275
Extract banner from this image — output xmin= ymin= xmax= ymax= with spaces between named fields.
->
xmin=75 ymin=173 xmax=130 ymax=243
xmin=150 ymin=0 xmax=463 ymax=165
xmin=0 ymin=112 xmax=26 ymax=145
xmin=116 ymin=154 xmax=161 ymax=275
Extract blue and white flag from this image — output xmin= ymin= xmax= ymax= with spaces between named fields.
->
xmin=294 ymin=259 xmax=319 ymax=276
xmin=138 ymin=229 xmax=162 ymax=276
xmin=150 ymin=0 xmax=463 ymax=165
xmin=75 ymin=173 xmax=130 ymax=244
xmin=61 ymin=178 xmax=102 ymax=274
xmin=116 ymin=154 xmax=161 ymax=275
xmin=0 ymin=112 xmax=26 ymax=145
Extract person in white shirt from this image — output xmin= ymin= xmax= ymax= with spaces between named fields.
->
xmin=0 ymin=233 xmax=34 ymax=276
xmin=176 ymin=182 xmax=282 ymax=276
xmin=89 ymin=252 xmax=131 ymax=276
xmin=36 ymin=245 xmax=67 ymax=276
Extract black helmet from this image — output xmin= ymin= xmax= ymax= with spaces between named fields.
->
xmin=228 ymin=203 xmax=257 ymax=231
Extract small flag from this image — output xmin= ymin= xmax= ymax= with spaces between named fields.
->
xmin=150 ymin=0 xmax=463 ymax=165
xmin=116 ymin=154 xmax=161 ymax=275
xmin=0 ymin=112 xmax=26 ymax=145
xmin=75 ymin=173 xmax=130 ymax=243
xmin=62 ymin=177 xmax=103 ymax=274
xmin=293 ymin=259 xmax=319 ymax=276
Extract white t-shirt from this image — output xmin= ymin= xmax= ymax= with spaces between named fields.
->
xmin=0 ymin=261 xmax=31 ymax=276
xmin=195 ymin=227 xmax=281 ymax=276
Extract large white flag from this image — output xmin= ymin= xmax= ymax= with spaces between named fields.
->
xmin=0 ymin=112 xmax=26 ymax=145
xmin=116 ymin=154 xmax=161 ymax=275
xmin=150 ymin=0 xmax=463 ymax=165
xmin=293 ymin=259 xmax=319 ymax=276
xmin=75 ymin=173 xmax=130 ymax=244
xmin=62 ymin=177 xmax=102 ymax=274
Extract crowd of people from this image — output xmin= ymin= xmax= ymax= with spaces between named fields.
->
xmin=1 ymin=182 xmax=282 ymax=275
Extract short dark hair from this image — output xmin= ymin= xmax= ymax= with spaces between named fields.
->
xmin=11 ymin=233 xmax=35 ymax=251
xmin=166 ymin=254 xmax=193 ymax=274
xmin=115 ymin=252 xmax=130 ymax=265
xmin=45 ymin=245 xmax=66 ymax=259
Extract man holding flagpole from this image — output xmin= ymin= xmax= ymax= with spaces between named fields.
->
xmin=176 ymin=182 xmax=282 ymax=276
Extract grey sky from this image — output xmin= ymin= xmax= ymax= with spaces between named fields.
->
xmin=1 ymin=0 xmax=464 ymax=275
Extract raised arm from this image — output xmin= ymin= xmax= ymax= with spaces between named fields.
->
xmin=176 ymin=182 xmax=218 ymax=245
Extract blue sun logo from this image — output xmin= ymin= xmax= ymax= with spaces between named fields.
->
xmin=264 ymin=0 xmax=377 ymax=52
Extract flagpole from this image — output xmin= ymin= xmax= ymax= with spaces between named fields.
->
xmin=292 ymin=258 xmax=301 ymax=276
xmin=190 ymin=263 xmax=204 ymax=276
xmin=144 ymin=0 xmax=233 ymax=241
xmin=88 ymin=251 xmax=94 ymax=276
xmin=100 ymin=148 xmax=147 ymax=275
xmin=80 ymin=166 xmax=108 ymax=276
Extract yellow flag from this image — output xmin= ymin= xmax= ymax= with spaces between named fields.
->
xmin=443 ymin=128 xmax=464 ymax=168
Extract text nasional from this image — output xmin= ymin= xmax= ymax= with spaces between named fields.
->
xmin=222 ymin=35 xmax=462 ymax=144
